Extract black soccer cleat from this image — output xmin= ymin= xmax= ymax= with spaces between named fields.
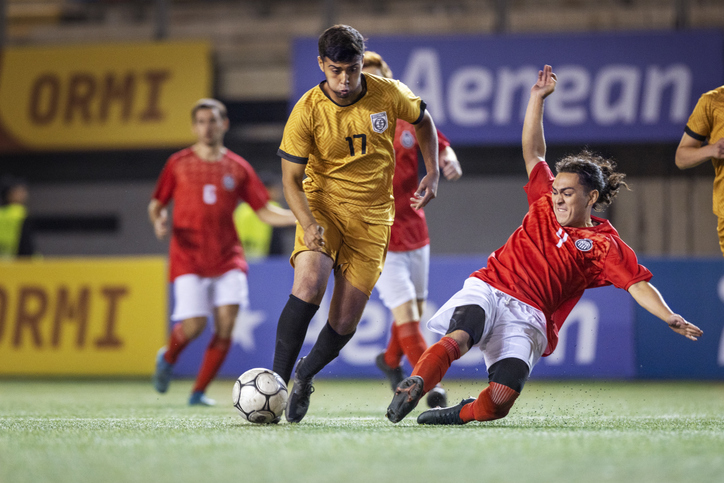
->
xmin=417 ymin=398 xmax=476 ymax=425
xmin=386 ymin=376 xmax=425 ymax=423
xmin=375 ymin=352 xmax=406 ymax=392
xmin=285 ymin=357 xmax=315 ymax=423
xmin=425 ymin=385 xmax=448 ymax=408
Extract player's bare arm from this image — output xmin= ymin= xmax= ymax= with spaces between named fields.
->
xmin=627 ymin=281 xmax=703 ymax=341
xmin=255 ymin=203 xmax=297 ymax=227
xmin=148 ymin=199 xmax=168 ymax=240
xmin=411 ymin=110 xmax=440 ymax=210
xmin=675 ymin=134 xmax=724 ymax=169
xmin=522 ymin=64 xmax=557 ymax=178
xmin=281 ymin=159 xmax=325 ymax=251
xmin=440 ymin=146 xmax=462 ymax=181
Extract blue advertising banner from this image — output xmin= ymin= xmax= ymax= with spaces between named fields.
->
xmin=634 ymin=258 xmax=724 ymax=379
xmin=292 ymin=30 xmax=724 ymax=145
xmin=171 ymin=256 xmax=644 ymax=382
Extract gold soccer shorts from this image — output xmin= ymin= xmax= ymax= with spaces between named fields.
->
xmin=290 ymin=206 xmax=390 ymax=296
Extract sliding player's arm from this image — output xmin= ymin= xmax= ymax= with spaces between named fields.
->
xmin=627 ymin=281 xmax=703 ymax=341
xmin=522 ymin=65 xmax=556 ymax=178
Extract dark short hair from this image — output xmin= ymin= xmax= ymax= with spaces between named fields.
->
xmin=318 ymin=25 xmax=365 ymax=63
xmin=191 ymin=98 xmax=228 ymax=121
xmin=0 ymin=175 xmax=27 ymax=205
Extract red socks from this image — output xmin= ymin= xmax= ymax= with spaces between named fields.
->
xmin=192 ymin=335 xmax=231 ymax=393
xmin=164 ymin=322 xmax=190 ymax=364
xmin=398 ymin=321 xmax=428 ymax=368
xmin=384 ymin=320 xmax=429 ymax=369
xmin=411 ymin=336 xmax=461 ymax=393
xmin=383 ymin=322 xmax=404 ymax=368
xmin=460 ymin=382 xmax=520 ymax=423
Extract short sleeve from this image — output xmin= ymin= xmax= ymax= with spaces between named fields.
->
xmin=151 ymin=157 xmax=176 ymax=205
xmin=278 ymin=98 xmax=314 ymax=164
xmin=236 ymin=161 xmax=271 ymax=211
xmin=601 ymin=236 xmax=653 ymax=290
xmin=523 ymin=161 xmax=555 ymax=206
xmin=685 ymin=93 xmax=713 ymax=142
xmin=392 ymin=79 xmax=426 ymax=125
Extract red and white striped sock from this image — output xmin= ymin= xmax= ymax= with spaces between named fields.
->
xmin=460 ymin=382 xmax=520 ymax=422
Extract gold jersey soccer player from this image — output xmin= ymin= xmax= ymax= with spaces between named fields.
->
xmin=272 ymin=25 xmax=440 ymax=423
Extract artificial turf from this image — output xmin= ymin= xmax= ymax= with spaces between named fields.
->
xmin=1 ymin=378 xmax=722 ymax=483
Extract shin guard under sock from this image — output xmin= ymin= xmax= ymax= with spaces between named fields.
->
xmin=397 ymin=321 xmax=427 ymax=368
xmin=298 ymin=321 xmax=355 ymax=381
xmin=192 ymin=335 xmax=231 ymax=393
xmin=272 ymin=295 xmax=320 ymax=383
xmin=460 ymin=382 xmax=520 ymax=422
xmin=164 ymin=322 xmax=190 ymax=364
xmin=411 ymin=336 xmax=461 ymax=393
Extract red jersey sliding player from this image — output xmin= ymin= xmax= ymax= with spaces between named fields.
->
xmin=362 ymin=51 xmax=462 ymax=409
xmin=386 ymin=65 xmax=704 ymax=425
xmin=149 ymin=99 xmax=296 ymax=406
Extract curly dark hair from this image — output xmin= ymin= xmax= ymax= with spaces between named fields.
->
xmin=555 ymin=149 xmax=629 ymax=212
xmin=318 ymin=25 xmax=366 ymax=63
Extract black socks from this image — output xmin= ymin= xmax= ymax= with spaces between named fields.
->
xmin=272 ymin=294 xmax=319 ymax=383
xmin=297 ymin=321 xmax=355 ymax=381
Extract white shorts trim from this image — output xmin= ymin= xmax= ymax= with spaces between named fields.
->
xmin=171 ymin=269 xmax=249 ymax=321
xmin=426 ymin=277 xmax=548 ymax=372
xmin=375 ymin=245 xmax=430 ymax=310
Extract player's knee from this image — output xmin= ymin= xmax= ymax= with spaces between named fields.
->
xmin=488 ymin=357 xmax=530 ymax=393
xmin=446 ymin=304 xmax=486 ymax=350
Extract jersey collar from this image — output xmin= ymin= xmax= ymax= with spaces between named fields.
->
xmin=318 ymin=74 xmax=368 ymax=107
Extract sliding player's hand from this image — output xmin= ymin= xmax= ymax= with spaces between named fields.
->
xmin=304 ymin=224 xmax=326 ymax=252
xmin=667 ymin=314 xmax=703 ymax=341
xmin=411 ymin=172 xmax=439 ymax=210
xmin=531 ymin=64 xmax=557 ymax=100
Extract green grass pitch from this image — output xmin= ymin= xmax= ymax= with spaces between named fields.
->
xmin=1 ymin=378 xmax=723 ymax=483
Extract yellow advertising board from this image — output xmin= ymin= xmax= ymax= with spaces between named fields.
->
xmin=0 ymin=41 xmax=211 ymax=151
xmin=0 ymin=257 xmax=167 ymax=375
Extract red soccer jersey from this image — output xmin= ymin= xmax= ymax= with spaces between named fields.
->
xmin=152 ymin=147 xmax=270 ymax=281
xmin=473 ymin=161 xmax=652 ymax=356
xmin=389 ymin=121 xmax=451 ymax=252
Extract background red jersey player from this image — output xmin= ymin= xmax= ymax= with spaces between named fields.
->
xmin=362 ymin=52 xmax=462 ymax=409
xmin=149 ymin=98 xmax=296 ymax=406
xmin=386 ymin=65 xmax=703 ymax=425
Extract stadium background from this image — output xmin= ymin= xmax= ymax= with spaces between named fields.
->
xmin=1 ymin=0 xmax=723 ymax=380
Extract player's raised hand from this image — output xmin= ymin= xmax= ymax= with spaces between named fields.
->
xmin=666 ymin=314 xmax=703 ymax=341
xmin=303 ymin=223 xmax=326 ymax=252
xmin=411 ymin=172 xmax=439 ymax=210
xmin=531 ymin=64 xmax=557 ymax=99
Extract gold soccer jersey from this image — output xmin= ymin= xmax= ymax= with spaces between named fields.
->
xmin=278 ymin=74 xmax=425 ymax=225
xmin=685 ymin=85 xmax=724 ymax=217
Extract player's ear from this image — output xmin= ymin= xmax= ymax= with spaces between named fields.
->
xmin=317 ymin=56 xmax=325 ymax=72
xmin=587 ymin=189 xmax=599 ymax=208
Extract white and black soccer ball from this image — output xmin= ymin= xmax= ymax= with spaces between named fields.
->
xmin=232 ymin=368 xmax=288 ymax=424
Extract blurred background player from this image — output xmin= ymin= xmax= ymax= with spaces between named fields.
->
xmin=386 ymin=65 xmax=704 ymax=425
xmin=0 ymin=175 xmax=35 ymax=258
xmin=233 ymin=171 xmax=293 ymax=260
xmin=362 ymin=51 xmax=462 ymax=408
xmin=272 ymin=25 xmax=440 ymax=423
xmin=149 ymin=98 xmax=296 ymax=406
xmin=675 ymin=84 xmax=724 ymax=258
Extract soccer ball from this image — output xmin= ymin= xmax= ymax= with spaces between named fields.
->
xmin=232 ymin=368 xmax=288 ymax=424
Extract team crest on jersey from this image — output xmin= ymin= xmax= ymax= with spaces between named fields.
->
xmin=575 ymin=238 xmax=593 ymax=252
xmin=401 ymin=130 xmax=415 ymax=148
xmin=222 ymin=174 xmax=236 ymax=191
xmin=370 ymin=112 xmax=389 ymax=133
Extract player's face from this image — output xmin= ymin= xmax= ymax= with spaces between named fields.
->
xmin=551 ymin=172 xmax=597 ymax=227
xmin=318 ymin=56 xmax=364 ymax=105
xmin=192 ymin=108 xmax=228 ymax=147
